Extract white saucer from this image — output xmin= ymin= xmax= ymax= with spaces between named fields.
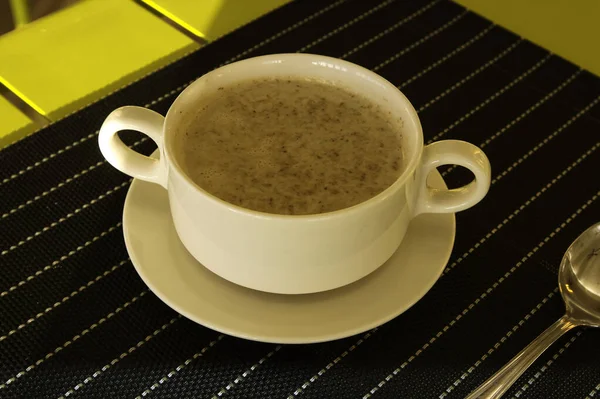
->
xmin=123 ymin=170 xmax=455 ymax=344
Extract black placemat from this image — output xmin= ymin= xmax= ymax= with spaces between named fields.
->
xmin=2 ymin=0 xmax=600 ymax=398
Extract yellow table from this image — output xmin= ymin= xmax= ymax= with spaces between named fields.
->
xmin=0 ymin=95 xmax=34 ymax=147
xmin=141 ymin=0 xmax=290 ymax=41
xmin=0 ymin=0 xmax=200 ymax=122
xmin=455 ymin=0 xmax=600 ymax=76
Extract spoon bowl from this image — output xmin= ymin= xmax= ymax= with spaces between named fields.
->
xmin=560 ymin=223 xmax=600 ymax=326
xmin=466 ymin=222 xmax=600 ymax=399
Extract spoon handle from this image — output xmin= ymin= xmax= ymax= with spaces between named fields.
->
xmin=465 ymin=315 xmax=577 ymax=399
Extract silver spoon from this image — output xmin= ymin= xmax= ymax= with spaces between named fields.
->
xmin=466 ymin=222 xmax=600 ymax=399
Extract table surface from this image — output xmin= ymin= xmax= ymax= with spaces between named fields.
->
xmin=0 ymin=95 xmax=34 ymax=148
xmin=455 ymin=0 xmax=600 ymax=77
xmin=140 ymin=0 xmax=290 ymax=41
xmin=1 ymin=0 xmax=600 ymax=398
xmin=0 ymin=0 xmax=199 ymax=120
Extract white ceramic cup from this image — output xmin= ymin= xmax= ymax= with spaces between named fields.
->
xmin=99 ymin=54 xmax=491 ymax=295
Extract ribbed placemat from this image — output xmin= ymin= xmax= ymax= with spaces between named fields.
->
xmin=1 ymin=0 xmax=599 ymax=398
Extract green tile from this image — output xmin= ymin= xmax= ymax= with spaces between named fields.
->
xmin=0 ymin=0 xmax=200 ymax=120
xmin=141 ymin=0 xmax=289 ymax=41
xmin=0 ymin=94 xmax=35 ymax=148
